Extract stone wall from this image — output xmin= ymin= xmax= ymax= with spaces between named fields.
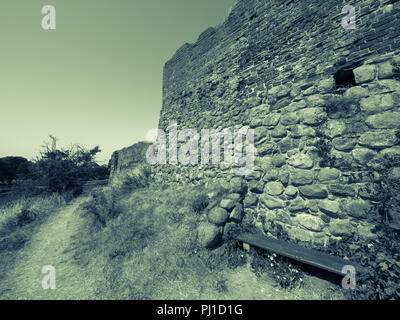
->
xmin=109 ymin=142 xmax=151 ymax=177
xmin=160 ymin=0 xmax=400 ymax=131
xmin=112 ymin=0 xmax=400 ymax=246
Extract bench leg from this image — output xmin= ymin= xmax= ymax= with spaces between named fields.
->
xmin=243 ymin=243 xmax=251 ymax=252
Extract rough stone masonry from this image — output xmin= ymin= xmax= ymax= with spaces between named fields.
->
xmin=111 ymin=0 xmax=400 ymax=247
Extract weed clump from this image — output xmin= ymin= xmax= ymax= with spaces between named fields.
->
xmin=315 ymin=129 xmax=336 ymax=168
xmin=82 ymin=188 xmax=120 ymax=228
xmin=191 ymin=193 xmax=209 ymax=214
xmin=247 ymin=222 xmax=305 ymax=290
xmin=324 ymin=95 xmax=359 ymax=117
xmin=0 ymin=194 xmax=66 ymax=240
xmin=250 ymin=247 xmax=304 ymax=290
xmin=374 ymin=153 xmax=400 ymax=229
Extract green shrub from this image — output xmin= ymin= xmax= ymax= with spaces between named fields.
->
xmin=0 ymin=157 xmax=30 ymax=185
xmin=309 ymin=228 xmax=400 ymax=300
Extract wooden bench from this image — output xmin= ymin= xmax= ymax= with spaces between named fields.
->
xmin=237 ymin=232 xmax=359 ymax=276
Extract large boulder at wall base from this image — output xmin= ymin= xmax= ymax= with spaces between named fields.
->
xmin=197 ymin=222 xmax=222 ymax=249
xmin=208 ymin=207 xmax=229 ymax=226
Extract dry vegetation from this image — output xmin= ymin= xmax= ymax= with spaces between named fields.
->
xmin=72 ymin=183 xmax=235 ymax=299
xmin=0 ymin=165 xmax=346 ymax=299
xmin=68 ymin=167 xmax=343 ymax=300
xmin=0 ymin=194 xmax=67 ymax=250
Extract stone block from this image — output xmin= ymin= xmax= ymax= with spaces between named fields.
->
xmin=298 ymin=107 xmax=327 ymax=125
xmin=359 ymin=130 xmax=398 ymax=148
xmin=208 ymin=207 xmax=229 ymax=226
xmin=299 ymin=185 xmax=328 ymax=199
xmin=265 ymin=181 xmax=284 ymax=196
xmin=354 ymin=65 xmax=377 ymax=84
xmin=290 ymin=168 xmax=314 ymax=186
xmin=295 ymin=214 xmax=325 ymax=232
xmin=259 ymin=194 xmax=285 ymax=209
xmin=287 ymin=153 xmax=314 ymax=169
xmin=366 ymin=111 xmax=400 ymax=129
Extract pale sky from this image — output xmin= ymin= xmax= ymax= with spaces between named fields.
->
xmin=0 ymin=0 xmax=237 ymax=164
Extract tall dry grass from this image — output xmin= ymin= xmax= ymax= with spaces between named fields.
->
xmin=0 ymin=193 xmax=66 ymax=240
xmin=71 ymin=181 xmax=247 ymax=299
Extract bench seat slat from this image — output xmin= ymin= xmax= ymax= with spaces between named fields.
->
xmin=237 ymin=233 xmax=357 ymax=276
